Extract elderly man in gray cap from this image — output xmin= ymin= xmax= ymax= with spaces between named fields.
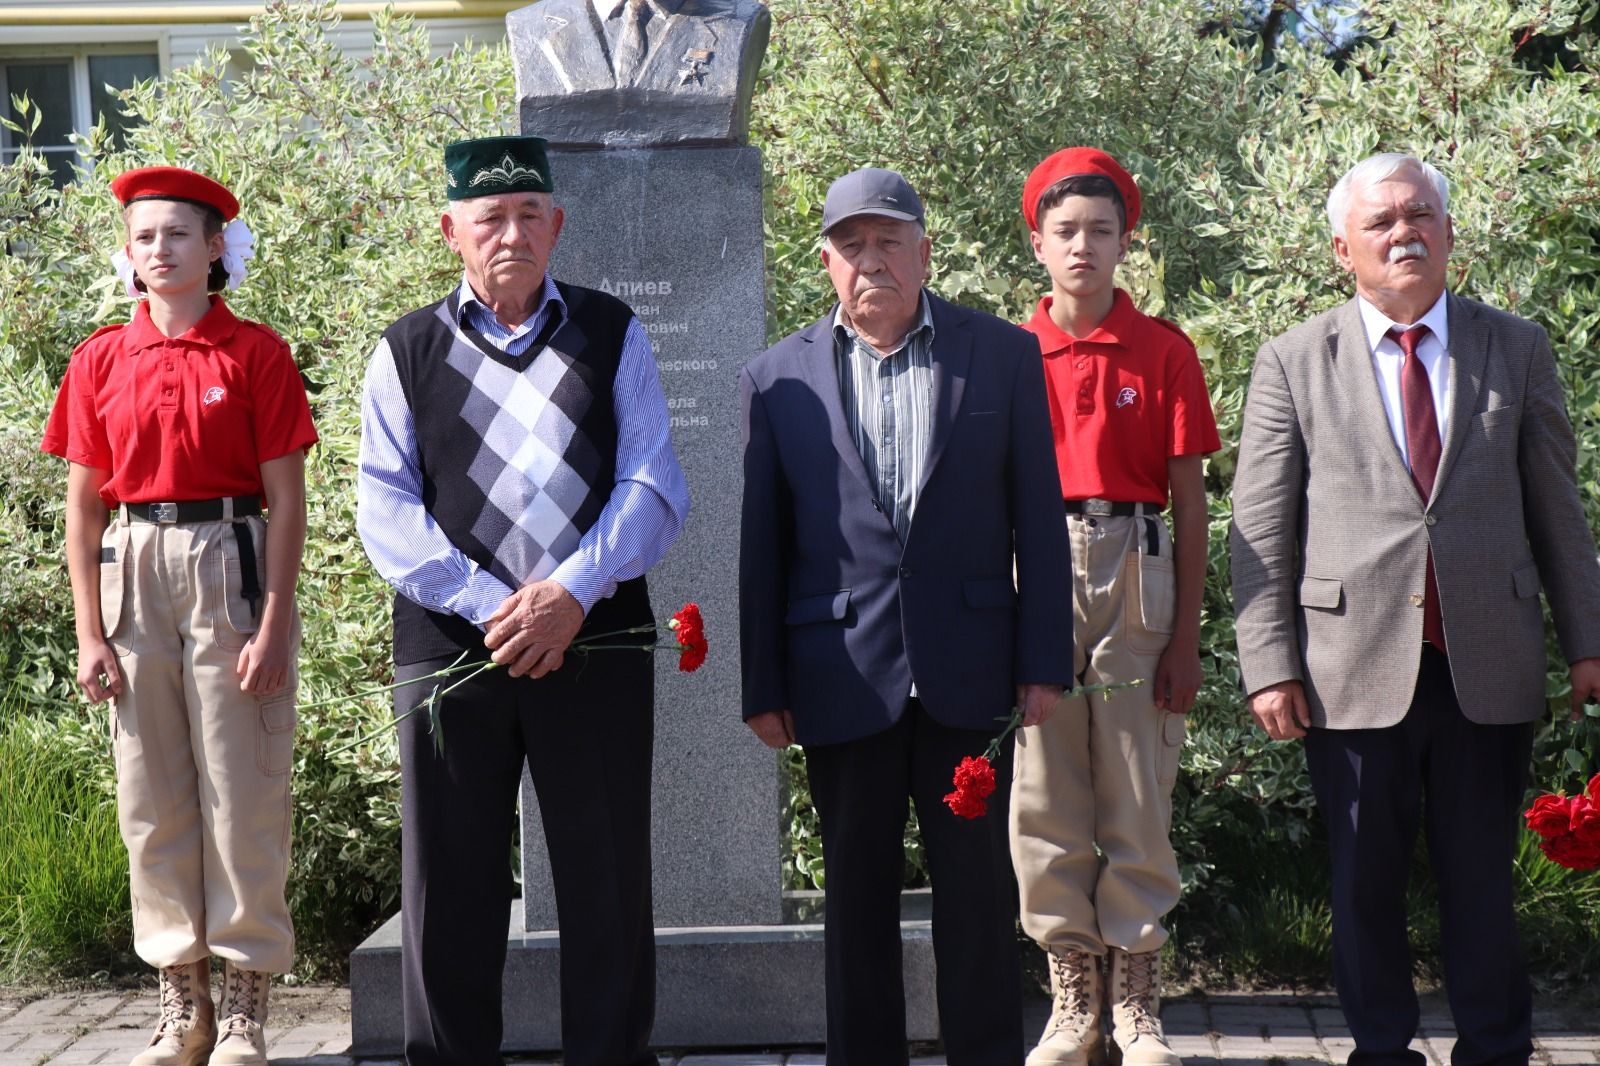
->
xmin=739 ymin=167 xmax=1075 ymax=1064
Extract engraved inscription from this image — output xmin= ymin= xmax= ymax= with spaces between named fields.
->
xmin=598 ymin=277 xmax=673 ymax=297
xmin=602 ymin=276 xmax=714 ymax=435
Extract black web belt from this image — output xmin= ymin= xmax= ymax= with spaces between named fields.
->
xmin=123 ymin=496 xmax=262 ymax=618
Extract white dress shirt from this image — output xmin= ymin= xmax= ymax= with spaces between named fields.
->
xmin=1357 ymin=290 xmax=1451 ymax=473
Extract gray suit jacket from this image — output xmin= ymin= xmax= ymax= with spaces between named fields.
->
xmin=1230 ymin=293 xmax=1600 ymax=728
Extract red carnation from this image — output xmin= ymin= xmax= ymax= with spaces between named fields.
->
xmin=671 ymin=602 xmax=704 ymax=643
xmin=952 ymin=755 xmax=997 ymax=799
xmin=678 ymin=641 xmax=707 ymax=673
xmin=944 ymin=788 xmax=990 ymax=819
xmin=1525 ymin=794 xmax=1573 ymax=840
xmin=943 ymin=754 xmax=998 ymax=820
xmin=669 ymin=602 xmax=708 ymax=673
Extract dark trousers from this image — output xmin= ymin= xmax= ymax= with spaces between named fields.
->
xmin=396 ymin=649 xmax=658 ymax=1066
xmin=804 ymin=700 xmax=1023 ymax=1066
xmin=1304 ymin=647 xmax=1534 ymax=1066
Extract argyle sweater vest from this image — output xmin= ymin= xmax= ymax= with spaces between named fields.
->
xmin=383 ymin=282 xmax=651 ymax=665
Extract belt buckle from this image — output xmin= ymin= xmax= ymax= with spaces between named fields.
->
xmin=1084 ymin=497 xmax=1114 ymax=517
xmin=150 ymin=502 xmax=179 ymax=524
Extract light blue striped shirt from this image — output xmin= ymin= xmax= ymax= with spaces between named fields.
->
xmin=357 ymin=274 xmax=690 ymax=624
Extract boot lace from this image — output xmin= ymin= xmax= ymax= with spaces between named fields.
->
xmin=1116 ymin=951 xmax=1161 ymax=1037
xmin=220 ymin=966 xmax=264 ymax=1034
xmin=1048 ymin=947 xmax=1096 ymax=1027
xmin=154 ymin=965 xmax=195 ymax=1035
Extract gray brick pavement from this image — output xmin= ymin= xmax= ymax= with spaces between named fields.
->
xmin=0 ymin=986 xmax=1595 ymax=1065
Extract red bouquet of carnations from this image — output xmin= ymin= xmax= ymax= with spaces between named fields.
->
xmin=1523 ymin=772 xmax=1600 ymax=871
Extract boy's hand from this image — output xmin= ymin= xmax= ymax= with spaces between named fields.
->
xmin=1153 ymin=639 xmax=1202 ymax=715
xmin=76 ymin=639 xmax=123 ymax=703
xmin=237 ymin=622 xmax=293 ymax=695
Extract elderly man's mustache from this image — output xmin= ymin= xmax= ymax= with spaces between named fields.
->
xmin=1388 ymin=241 xmax=1428 ymax=263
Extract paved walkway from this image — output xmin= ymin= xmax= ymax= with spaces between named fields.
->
xmin=1 ymin=986 xmax=1596 ymax=1065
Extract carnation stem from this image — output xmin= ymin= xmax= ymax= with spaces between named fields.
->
xmin=571 ymin=622 xmax=664 ymax=643
xmin=299 ymin=648 xmax=477 ymax=710
xmin=982 ymin=679 xmax=1143 ymax=760
xmin=983 ymin=710 xmax=1025 ymax=762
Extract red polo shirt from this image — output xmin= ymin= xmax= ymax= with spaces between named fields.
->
xmin=1025 ymin=289 xmax=1220 ymax=505
xmin=41 ymin=295 xmax=318 ymax=507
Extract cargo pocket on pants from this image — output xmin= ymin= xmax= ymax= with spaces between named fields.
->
xmin=1156 ymin=710 xmax=1186 ymax=787
xmin=1125 ymin=551 xmax=1176 ymax=656
xmin=257 ymin=692 xmax=296 ymax=776
xmin=211 ymin=521 xmax=264 ymax=652
xmin=99 ymin=525 xmax=131 ymax=655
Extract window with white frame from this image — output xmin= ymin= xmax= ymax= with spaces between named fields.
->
xmin=1 ymin=47 xmax=161 ymax=186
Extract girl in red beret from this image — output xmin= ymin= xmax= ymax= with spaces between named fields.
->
xmin=41 ymin=167 xmax=317 ymax=1066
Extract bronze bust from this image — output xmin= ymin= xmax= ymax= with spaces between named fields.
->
xmin=509 ymin=0 xmax=772 ymax=149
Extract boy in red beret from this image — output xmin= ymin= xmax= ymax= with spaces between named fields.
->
xmin=42 ymin=166 xmax=316 ymax=1066
xmin=1008 ymin=148 xmax=1220 ymax=1066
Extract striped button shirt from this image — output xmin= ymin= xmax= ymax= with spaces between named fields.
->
xmin=358 ymin=274 xmax=690 ymax=623
xmin=833 ymin=293 xmax=936 ymax=543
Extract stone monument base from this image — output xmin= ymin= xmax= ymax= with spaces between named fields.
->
xmin=348 ymin=892 xmax=939 ymax=1055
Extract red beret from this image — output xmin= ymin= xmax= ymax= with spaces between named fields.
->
xmin=111 ymin=166 xmax=239 ymax=222
xmin=1022 ymin=147 xmax=1140 ymax=233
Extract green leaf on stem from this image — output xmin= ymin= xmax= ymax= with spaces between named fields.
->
xmin=428 ymin=684 xmax=444 ymax=758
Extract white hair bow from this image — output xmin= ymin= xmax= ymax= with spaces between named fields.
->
xmin=110 ymin=247 xmax=141 ymax=299
xmin=220 ymin=218 xmax=255 ymax=290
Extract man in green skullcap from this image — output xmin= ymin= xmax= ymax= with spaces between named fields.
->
xmin=357 ymin=134 xmax=690 ymax=1065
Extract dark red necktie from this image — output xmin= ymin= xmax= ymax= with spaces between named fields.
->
xmin=1390 ymin=325 xmax=1447 ymax=654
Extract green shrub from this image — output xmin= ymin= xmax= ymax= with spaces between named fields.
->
xmin=0 ymin=701 xmax=131 ymax=980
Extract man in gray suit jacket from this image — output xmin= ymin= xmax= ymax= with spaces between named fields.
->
xmin=1231 ymin=153 xmax=1600 ymax=1066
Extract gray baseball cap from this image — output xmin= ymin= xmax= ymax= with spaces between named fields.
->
xmin=821 ymin=167 xmax=925 ymax=234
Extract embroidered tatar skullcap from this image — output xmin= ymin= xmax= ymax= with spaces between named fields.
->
xmin=445 ymin=136 xmax=555 ymax=200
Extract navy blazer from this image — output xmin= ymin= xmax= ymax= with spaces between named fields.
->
xmin=738 ymin=292 xmax=1075 ymax=747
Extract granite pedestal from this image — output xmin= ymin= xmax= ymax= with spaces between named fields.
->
xmin=350 ymin=892 xmax=938 ymax=1054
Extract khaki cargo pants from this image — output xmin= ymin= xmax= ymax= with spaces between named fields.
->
xmin=101 ymin=508 xmax=295 ymax=972
xmin=1010 ymin=510 xmax=1185 ymax=956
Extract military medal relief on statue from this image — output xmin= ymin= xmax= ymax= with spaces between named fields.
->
xmin=509 ymin=0 xmax=772 ymax=149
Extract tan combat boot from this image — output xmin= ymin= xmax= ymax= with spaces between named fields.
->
xmin=1027 ymin=946 xmax=1105 ymax=1066
xmin=129 ymin=960 xmax=215 ymax=1066
xmin=209 ymin=963 xmax=270 ymax=1066
xmin=1106 ymin=948 xmax=1181 ymax=1066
